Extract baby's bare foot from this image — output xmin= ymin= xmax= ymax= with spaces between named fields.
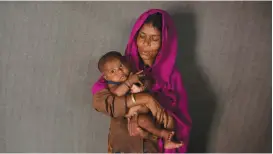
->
xmin=167 ymin=131 xmax=174 ymax=141
xmin=164 ymin=141 xmax=183 ymax=149
xmin=160 ymin=130 xmax=175 ymax=141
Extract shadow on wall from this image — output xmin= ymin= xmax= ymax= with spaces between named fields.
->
xmin=170 ymin=11 xmax=218 ymax=153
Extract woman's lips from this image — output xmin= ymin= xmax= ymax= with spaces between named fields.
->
xmin=140 ymin=52 xmax=150 ymax=57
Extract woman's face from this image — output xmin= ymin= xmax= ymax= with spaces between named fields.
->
xmin=136 ymin=23 xmax=161 ymax=62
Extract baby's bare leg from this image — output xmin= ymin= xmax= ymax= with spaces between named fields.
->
xmin=137 ymin=114 xmax=183 ymax=149
xmin=137 ymin=105 xmax=150 ymax=114
xmin=137 ymin=114 xmax=164 ymax=137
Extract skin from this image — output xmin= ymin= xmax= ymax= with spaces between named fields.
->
xmin=102 ymin=57 xmax=130 ymax=82
xmin=103 ymin=59 xmax=182 ymax=148
xmin=101 ymin=57 xmax=167 ymax=123
xmin=128 ymin=23 xmax=183 ymax=147
xmin=102 ymin=23 xmax=174 ymax=142
xmin=136 ymin=23 xmax=161 ymax=67
xmin=128 ymin=23 xmax=166 ymax=137
xmin=102 ymin=57 xmax=145 ymax=96
xmin=126 ymin=22 xmax=170 ymax=126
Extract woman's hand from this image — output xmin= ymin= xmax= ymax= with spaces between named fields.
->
xmin=145 ymin=96 xmax=169 ymax=127
xmin=126 ymin=93 xmax=169 ymax=127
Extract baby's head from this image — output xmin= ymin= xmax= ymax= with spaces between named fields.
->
xmin=98 ymin=51 xmax=130 ymax=83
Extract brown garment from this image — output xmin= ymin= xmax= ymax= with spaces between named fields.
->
xmin=92 ymin=89 xmax=159 ymax=153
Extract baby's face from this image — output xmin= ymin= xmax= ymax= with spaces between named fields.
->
xmin=102 ymin=58 xmax=130 ymax=82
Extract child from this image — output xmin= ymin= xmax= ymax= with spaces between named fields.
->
xmin=97 ymin=51 xmax=183 ymax=149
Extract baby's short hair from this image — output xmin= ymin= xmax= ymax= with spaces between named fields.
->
xmin=98 ymin=51 xmax=123 ymax=72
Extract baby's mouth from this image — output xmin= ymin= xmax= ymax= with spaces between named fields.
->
xmin=120 ymin=75 xmax=126 ymax=80
xmin=120 ymin=74 xmax=129 ymax=80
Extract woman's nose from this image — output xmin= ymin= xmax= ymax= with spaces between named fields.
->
xmin=144 ymin=37 xmax=151 ymax=46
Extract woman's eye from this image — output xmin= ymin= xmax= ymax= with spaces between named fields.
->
xmin=152 ymin=36 xmax=160 ymax=41
xmin=139 ymin=33 xmax=145 ymax=38
xmin=111 ymin=70 xmax=115 ymax=73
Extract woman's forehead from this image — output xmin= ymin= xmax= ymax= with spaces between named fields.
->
xmin=139 ymin=23 xmax=161 ymax=36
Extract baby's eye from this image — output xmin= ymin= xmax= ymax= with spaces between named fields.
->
xmin=110 ymin=70 xmax=115 ymax=73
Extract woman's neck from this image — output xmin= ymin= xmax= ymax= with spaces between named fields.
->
xmin=143 ymin=59 xmax=154 ymax=67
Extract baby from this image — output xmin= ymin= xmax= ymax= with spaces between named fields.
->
xmin=97 ymin=51 xmax=183 ymax=149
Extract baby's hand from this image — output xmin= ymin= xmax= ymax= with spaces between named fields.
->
xmin=131 ymin=84 xmax=146 ymax=93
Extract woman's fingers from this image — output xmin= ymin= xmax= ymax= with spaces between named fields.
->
xmin=158 ymin=107 xmax=167 ymax=125
xmin=156 ymin=106 xmax=163 ymax=123
xmin=155 ymin=109 xmax=160 ymax=123
xmin=127 ymin=118 xmax=132 ymax=136
xmin=164 ymin=113 xmax=169 ymax=127
xmin=146 ymin=99 xmax=167 ymax=126
xmin=160 ymin=111 xmax=165 ymax=124
xmin=149 ymin=101 xmax=162 ymax=123
xmin=164 ymin=112 xmax=168 ymax=128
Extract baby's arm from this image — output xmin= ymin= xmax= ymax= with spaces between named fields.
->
xmin=130 ymin=77 xmax=154 ymax=93
xmin=108 ymin=81 xmax=131 ymax=96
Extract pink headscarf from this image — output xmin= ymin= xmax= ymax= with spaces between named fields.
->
xmin=92 ymin=9 xmax=192 ymax=153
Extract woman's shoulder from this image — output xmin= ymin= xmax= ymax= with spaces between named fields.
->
xmin=91 ymin=77 xmax=108 ymax=95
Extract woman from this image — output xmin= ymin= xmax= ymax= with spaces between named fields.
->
xmin=92 ymin=9 xmax=192 ymax=153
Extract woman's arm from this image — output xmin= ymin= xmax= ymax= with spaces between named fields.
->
xmin=92 ymin=88 xmax=166 ymax=119
xmin=92 ymin=88 xmax=128 ymax=118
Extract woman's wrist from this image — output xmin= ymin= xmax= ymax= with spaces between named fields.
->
xmin=131 ymin=94 xmax=136 ymax=104
xmin=126 ymin=93 xmax=151 ymax=108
